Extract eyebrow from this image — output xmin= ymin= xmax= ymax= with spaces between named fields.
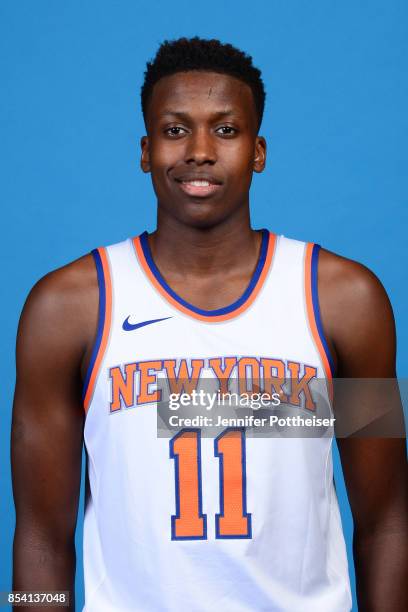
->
xmin=158 ymin=109 xmax=241 ymax=121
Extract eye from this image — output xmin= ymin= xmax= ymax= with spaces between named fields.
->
xmin=164 ymin=126 xmax=187 ymax=137
xmin=216 ymin=125 xmax=237 ymax=136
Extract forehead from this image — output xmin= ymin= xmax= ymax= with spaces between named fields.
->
xmin=146 ymin=71 xmax=256 ymax=123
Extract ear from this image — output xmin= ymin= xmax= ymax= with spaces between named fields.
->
xmin=140 ymin=135 xmax=151 ymax=173
xmin=253 ymin=136 xmax=266 ymax=173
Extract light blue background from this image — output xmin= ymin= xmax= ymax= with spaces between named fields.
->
xmin=1 ymin=1 xmax=407 ymax=610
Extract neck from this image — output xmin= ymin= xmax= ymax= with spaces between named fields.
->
xmin=149 ymin=209 xmax=261 ymax=277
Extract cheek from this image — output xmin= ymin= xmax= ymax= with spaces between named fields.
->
xmin=224 ymin=157 xmax=254 ymax=189
xmin=150 ymin=139 xmax=183 ymax=169
xmin=222 ymin=141 xmax=254 ymax=177
xmin=149 ymin=148 xmax=176 ymax=195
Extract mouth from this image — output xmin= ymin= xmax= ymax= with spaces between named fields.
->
xmin=175 ymin=177 xmax=222 ymax=198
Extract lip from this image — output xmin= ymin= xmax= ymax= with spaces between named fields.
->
xmin=173 ymin=172 xmax=223 ymax=198
xmin=177 ymin=180 xmax=222 ymax=198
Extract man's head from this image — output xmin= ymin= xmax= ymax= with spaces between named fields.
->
xmin=140 ymin=37 xmax=267 ymax=229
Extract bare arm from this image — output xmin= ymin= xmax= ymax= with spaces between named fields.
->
xmin=11 ymin=255 xmax=98 ymax=611
xmin=319 ymin=249 xmax=408 ymax=611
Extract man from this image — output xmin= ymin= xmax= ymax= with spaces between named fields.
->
xmin=12 ymin=37 xmax=407 ymax=611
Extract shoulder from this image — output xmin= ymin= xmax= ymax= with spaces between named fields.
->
xmin=278 ymin=233 xmax=392 ymax=313
xmin=21 ymin=252 xmax=98 ymax=321
xmin=317 ymin=246 xmax=390 ymax=308
xmin=17 ymin=252 xmax=99 ymax=369
xmin=316 ymin=246 xmax=396 ymax=376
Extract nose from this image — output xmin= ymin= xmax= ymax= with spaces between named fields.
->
xmin=184 ymin=127 xmax=217 ymax=165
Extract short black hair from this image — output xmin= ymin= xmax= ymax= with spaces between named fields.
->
xmin=141 ymin=37 xmax=266 ymax=130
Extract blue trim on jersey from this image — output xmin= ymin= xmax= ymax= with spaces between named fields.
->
xmin=311 ymin=244 xmax=336 ymax=378
xmin=139 ymin=229 xmax=269 ymax=317
xmin=82 ymin=249 xmax=106 ymax=402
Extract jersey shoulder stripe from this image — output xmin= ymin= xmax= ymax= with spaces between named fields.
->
xmin=304 ymin=242 xmax=335 ymax=401
xmin=83 ymin=247 xmax=112 ymax=412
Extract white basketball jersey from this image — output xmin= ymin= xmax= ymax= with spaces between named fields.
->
xmin=82 ymin=229 xmax=352 ymax=612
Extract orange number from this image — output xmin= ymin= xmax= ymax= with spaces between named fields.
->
xmin=215 ymin=428 xmax=251 ymax=538
xmin=170 ymin=428 xmax=251 ymax=540
xmin=170 ymin=430 xmax=207 ymax=540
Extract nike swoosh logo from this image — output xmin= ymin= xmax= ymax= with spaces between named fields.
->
xmin=122 ymin=316 xmax=172 ymax=331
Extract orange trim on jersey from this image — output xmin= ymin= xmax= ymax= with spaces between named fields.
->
xmin=84 ymin=247 xmax=112 ymax=413
xmin=132 ymin=232 xmax=277 ymax=323
xmin=304 ymin=243 xmax=334 ymax=404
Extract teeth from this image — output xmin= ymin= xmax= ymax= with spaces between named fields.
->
xmin=183 ymin=180 xmax=211 ymax=186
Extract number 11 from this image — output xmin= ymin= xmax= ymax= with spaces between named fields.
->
xmin=170 ymin=428 xmax=252 ymax=540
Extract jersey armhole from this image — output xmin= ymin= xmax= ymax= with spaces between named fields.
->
xmin=304 ymin=243 xmax=335 ymax=403
xmin=82 ymin=247 xmax=112 ymax=413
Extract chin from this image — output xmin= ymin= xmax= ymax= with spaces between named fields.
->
xmin=164 ymin=198 xmax=224 ymax=229
xmin=158 ymin=191 xmax=237 ymax=230
xmin=182 ymin=204 xmax=231 ymax=229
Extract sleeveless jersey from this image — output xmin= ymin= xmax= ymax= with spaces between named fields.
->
xmin=82 ymin=229 xmax=352 ymax=612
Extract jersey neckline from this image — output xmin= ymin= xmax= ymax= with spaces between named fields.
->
xmin=132 ymin=229 xmax=277 ymax=323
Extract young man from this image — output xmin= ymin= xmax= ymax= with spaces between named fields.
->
xmin=12 ymin=37 xmax=407 ymax=611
